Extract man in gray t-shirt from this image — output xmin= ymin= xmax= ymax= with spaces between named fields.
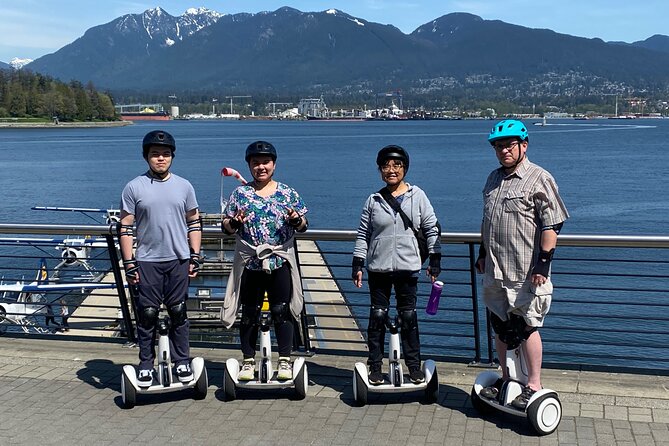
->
xmin=119 ymin=130 xmax=202 ymax=387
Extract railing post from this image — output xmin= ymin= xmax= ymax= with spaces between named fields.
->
xmin=293 ymin=238 xmax=313 ymax=354
xmin=468 ymin=243 xmax=482 ymax=363
xmin=104 ymin=232 xmax=136 ymax=343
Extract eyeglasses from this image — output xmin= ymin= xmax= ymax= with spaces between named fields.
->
xmin=381 ymin=163 xmax=404 ymax=172
xmin=493 ymin=140 xmax=520 ymax=152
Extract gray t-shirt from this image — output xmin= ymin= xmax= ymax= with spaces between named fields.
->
xmin=120 ymin=172 xmax=198 ymax=262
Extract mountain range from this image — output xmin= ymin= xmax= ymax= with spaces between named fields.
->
xmin=14 ymin=7 xmax=669 ymax=98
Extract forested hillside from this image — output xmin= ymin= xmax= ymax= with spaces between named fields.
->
xmin=0 ymin=69 xmax=116 ymax=121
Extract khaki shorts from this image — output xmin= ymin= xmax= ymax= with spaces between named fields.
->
xmin=482 ymin=275 xmax=552 ymax=327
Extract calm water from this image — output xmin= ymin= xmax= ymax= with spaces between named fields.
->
xmin=1 ymin=118 xmax=667 ymax=233
xmin=1 ymin=119 xmax=667 ymax=369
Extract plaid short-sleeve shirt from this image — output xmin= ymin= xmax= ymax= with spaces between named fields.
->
xmin=482 ymin=158 xmax=569 ymax=283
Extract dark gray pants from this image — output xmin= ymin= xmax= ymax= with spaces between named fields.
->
xmin=136 ymin=259 xmax=190 ymax=370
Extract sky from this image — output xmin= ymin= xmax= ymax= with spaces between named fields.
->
xmin=2 ymin=0 xmax=668 ymax=63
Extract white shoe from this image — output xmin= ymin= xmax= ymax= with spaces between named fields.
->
xmin=277 ymin=357 xmax=292 ymax=380
xmin=176 ymin=363 xmax=193 ymax=383
xmin=137 ymin=369 xmax=154 ymax=388
xmin=238 ymin=359 xmax=255 ymax=381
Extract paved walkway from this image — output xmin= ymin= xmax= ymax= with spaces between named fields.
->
xmin=0 ymin=337 xmax=668 ymax=445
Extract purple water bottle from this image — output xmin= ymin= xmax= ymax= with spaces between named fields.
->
xmin=426 ymin=280 xmax=443 ymax=315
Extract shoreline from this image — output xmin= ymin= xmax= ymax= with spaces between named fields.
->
xmin=0 ymin=121 xmax=132 ymax=129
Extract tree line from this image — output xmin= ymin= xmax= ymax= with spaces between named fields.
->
xmin=0 ymin=69 xmax=117 ymax=121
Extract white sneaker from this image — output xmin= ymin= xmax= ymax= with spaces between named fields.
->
xmin=176 ymin=363 xmax=193 ymax=383
xmin=277 ymin=357 xmax=292 ymax=380
xmin=137 ymin=369 xmax=154 ymax=388
xmin=238 ymin=358 xmax=255 ymax=381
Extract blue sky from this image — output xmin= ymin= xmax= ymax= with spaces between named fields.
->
xmin=2 ymin=1 xmax=668 ymax=62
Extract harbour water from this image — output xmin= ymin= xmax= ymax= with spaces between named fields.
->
xmin=1 ymin=118 xmax=667 ymax=233
xmin=1 ymin=118 xmax=667 ymax=369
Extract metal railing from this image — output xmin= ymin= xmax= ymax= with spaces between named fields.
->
xmin=0 ymin=223 xmax=667 ymax=374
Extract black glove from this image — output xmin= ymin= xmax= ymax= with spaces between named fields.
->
xmin=532 ymin=248 xmax=555 ymax=278
xmin=288 ymin=215 xmax=302 ymax=226
xmin=428 ymin=253 xmax=441 ymax=278
xmin=228 ymin=217 xmax=242 ymax=231
xmin=352 ymin=257 xmax=365 ymax=280
xmin=190 ymin=253 xmax=203 ymax=274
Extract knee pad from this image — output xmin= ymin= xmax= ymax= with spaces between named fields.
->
xmin=398 ymin=309 xmax=418 ymax=333
xmin=240 ymin=303 xmax=260 ymax=327
xmin=270 ymin=303 xmax=291 ymax=324
xmin=167 ymin=302 xmax=188 ymax=326
xmin=368 ymin=307 xmax=388 ymax=332
xmin=139 ymin=306 xmax=159 ymax=330
xmin=489 ymin=312 xmax=531 ymax=350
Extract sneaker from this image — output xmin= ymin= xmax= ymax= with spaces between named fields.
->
xmin=277 ymin=357 xmax=292 ymax=380
xmin=137 ymin=369 xmax=154 ymax=388
xmin=511 ymin=385 xmax=537 ymax=410
xmin=176 ymin=363 xmax=193 ymax=383
xmin=480 ymin=378 xmax=505 ymax=400
xmin=238 ymin=358 xmax=255 ymax=381
xmin=368 ymin=363 xmax=384 ymax=385
xmin=409 ymin=368 xmax=425 ymax=384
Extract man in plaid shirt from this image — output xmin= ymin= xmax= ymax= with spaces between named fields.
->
xmin=476 ymin=119 xmax=569 ymax=410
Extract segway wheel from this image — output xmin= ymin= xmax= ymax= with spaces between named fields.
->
xmin=424 ymin=368 xmax=439 ymax=403
xmin=159 ymin=363 xmax=170 ymax=386
xmin=527 ymin=394 xmax=562 ymax=436
xmin=194 ymin=368 xmax=208 ymax=400
xmin=294 ymin=364 xmax=308 ymax=400
xmin=223 ymin=367 xmax=236 ymax=401
xmin=121 ymin=373 xmax=136 ymax=409
xmin=470 ymin=386 xmax=494 ymax=414
xmin=353 ymin=368 xmax=368 ymax=406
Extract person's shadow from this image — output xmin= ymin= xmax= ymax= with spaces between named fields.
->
xmin=76 ymin=359 xmax=122 ymax=391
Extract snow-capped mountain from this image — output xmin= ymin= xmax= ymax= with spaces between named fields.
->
xmin=28 ymin=7 xmax=223 ymax=84
xmin=9 ymin=57 xmax=33 ymax=69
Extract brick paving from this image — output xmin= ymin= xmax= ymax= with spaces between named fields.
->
xmin=0 ymin=337 xmax=668 ymax=445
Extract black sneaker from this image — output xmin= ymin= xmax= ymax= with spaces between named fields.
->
xmin=511 ymin=385 xmax=537 ymax=410
xmin=368 ymin=363 xmax=384 ymax=385
xmin=175 ymin=363 xmax=194 ymax=383
xmin=409 ymin=368 xmax=425 ymax=384
xmin=480 ymin=377 xmax=505 ymax=400
xmin=137 ymin=369 xmax=154 ymax=388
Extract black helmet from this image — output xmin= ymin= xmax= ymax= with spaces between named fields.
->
xmin=142 ymin=130 xmax=176 ymax=158
xmin=376 ymin=145 xmax=409 ymax=172
xmin=245 ymin=140 xmax=277 ymax=162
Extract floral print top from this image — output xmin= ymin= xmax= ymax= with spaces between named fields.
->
xmin=225 ymin=181 xmax=308 ymax=271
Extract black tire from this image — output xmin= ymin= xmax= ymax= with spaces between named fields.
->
xmin=194 ymin=368 xmax=208 ymax=400
xmin=121 ymin=373 xmax=136 ymax=409
xmin=392 ymin=363 xmax=401 ymax=386
xmin=223 ymin=367 xmax=236 ymax=401
xmin=0 ymin=307 xmax=7 ymax=335
xmin=527 ymin=394 xmax=562 ymax=436
xmin=294 ymin=364 xmax=308 ymax=400
xmin=424 ymin=368 xmax=439 ymax=403
xmin=353 ymin=369 xmax=368 ymax=406
xmin=470 ymin=386 xmax=494 ymax=414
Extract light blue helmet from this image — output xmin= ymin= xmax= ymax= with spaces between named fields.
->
xmin=488 ymin=120 xmax=528 ymax=144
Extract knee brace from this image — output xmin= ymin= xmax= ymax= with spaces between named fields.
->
xmin=398 ymin=309 xmax=418 ymax=333
xmin=139 ymin=306 xmax=159 ymax=330
xmin=368 ymin=307 xmax=389 ymax=333
xmin=240 ymin=303 xmax=261 ymax=327
xmin=167 ymin=302 xmax=188 ymax=326
xmin=270 ymin=303 xmax=291 ymax=324
xmin=489 ymin=312 xmax=534 ymax=350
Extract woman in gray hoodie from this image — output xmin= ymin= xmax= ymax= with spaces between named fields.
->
xmin=352 ymin=145 xmax=441 ymax=385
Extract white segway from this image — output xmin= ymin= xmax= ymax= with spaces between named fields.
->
xmin=470 ymin=344 xmax=562 ymax=435
xmin=222 ymin=309 xmax=308 ymax=401
xmin=352 ymin=315 xmax=439 ymax=406
xmin=121 ymin=316 xmax=208 ymax=409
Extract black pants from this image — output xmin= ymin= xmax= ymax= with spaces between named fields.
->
xmin=367 ymin=271 xmax=420 ymax=370
xmin=136 ymin=259 xmax=190 ymax=370
xmin=239 ymin=265 xmax=293 ymax=358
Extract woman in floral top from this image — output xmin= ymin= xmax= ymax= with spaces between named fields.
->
xmin=222 ymin=141 xmax=308 ymax=381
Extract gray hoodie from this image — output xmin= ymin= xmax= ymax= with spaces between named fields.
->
xmin=354 ymin=184 xmax=441 ymax=273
